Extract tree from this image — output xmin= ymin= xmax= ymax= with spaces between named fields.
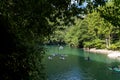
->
xmin=98 ymin=0 xmax=120 ymax=49
xmin=0 ymin=0 xmax=78 ymax=80
xmin=64 ymin=10 xmax=117 ymax=49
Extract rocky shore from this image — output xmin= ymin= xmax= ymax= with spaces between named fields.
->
xmin=84 ymin=48 xmax=120 ymax=59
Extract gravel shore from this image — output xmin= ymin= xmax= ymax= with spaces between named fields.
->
xmin=84 ymin=48 xmax=120 ymax=59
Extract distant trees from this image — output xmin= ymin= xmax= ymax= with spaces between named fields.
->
xmin=65 ymin=12 xmax=107 ymax=48
xmin=99 ymin=0 xmax=120 ymax=27
xmin=98 ymin=0 xmax=120 ymax=49
xmin=64 ymin=1 xmax=120 ymax=50
xmin=48 ymin=0 xmax=110 ymax=47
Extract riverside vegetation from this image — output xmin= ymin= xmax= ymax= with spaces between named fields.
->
xmin=49 ymin=1 xmax=120 ymax=51
xmin=0 ymin=0 xmax=120 ymax=80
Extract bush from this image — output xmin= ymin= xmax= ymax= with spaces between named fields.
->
xmin=115 ymin=42 xmax=120 ymax=50
xmin=108 ymin=44 xmax=117 ymax=50
xmin=84 ymin=39 xmax=106 ymax=49
xmin=84 ymin=41 xmax=94 ymax=48
xmin=93 ymin=39 xmax=105 ymax=49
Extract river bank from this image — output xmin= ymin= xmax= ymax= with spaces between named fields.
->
xmin=84 ymin=48 xmax=120 ymax=59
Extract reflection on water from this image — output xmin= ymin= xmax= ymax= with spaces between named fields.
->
xmin=43 ymin=45 xmax=120 ymax=80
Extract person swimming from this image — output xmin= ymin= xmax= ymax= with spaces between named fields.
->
xmin=85 ymin=56 xmax=90 ymax=61
xmin=59 ymin=46 xmax=63 ymax=50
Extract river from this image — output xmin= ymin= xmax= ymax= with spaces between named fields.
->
xmin=43 ymin=45 xmax=120 ymax=80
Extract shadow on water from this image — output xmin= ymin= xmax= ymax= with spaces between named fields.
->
xmin=43 ymin=45 xmax=120 ymax=80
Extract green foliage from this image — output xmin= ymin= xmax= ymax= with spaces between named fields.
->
xmin=98 ymin=0 xmax=120 ymax=27
xmin=48 ymin=25 xmax=67 ymax=45
xmin=93 ymin=39 xmax=106 ymax=49
xmin=83 ymin=42 xmax=94 ymax=48
xmin=47 ymin=0 xmax=109 ymax=46
xmin=64 ymin=17 xmax=82 ymax=47
xmin=0 ymin=0 xmax=79 ymax=80
xmin=64 ymin=7 xmax=119 ymax=49
xmin=1 ymin=0 xmax=119 ymax=79
xmin=83 ymin=39 xmax=106 ymax=49
xmin=107 ymin=41 xmax=120 ymax=50
xmin=108 ymin=44 xmax=117 ymax=50
xmin=65 ymin=11 xmax=105 ymax=47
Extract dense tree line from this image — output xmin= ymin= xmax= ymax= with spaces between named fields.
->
xmin=50 ymin=0 xmax=120 ymax=50
xmin=65 ymin=11 xmax=120 ymax=50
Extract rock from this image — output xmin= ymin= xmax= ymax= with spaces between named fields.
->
xmin=108 ymin=52 xmax=120 ymax=58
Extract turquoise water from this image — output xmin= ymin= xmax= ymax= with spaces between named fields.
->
xmin=43 ymin=45 xmax=120 ymax=80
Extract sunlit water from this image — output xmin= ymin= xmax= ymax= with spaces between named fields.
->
xmin=43 ymin=45 xmax=120 ymax=80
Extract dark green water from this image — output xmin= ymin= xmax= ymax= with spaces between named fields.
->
xmin=43 ymin=45 xmax=120 ymax=80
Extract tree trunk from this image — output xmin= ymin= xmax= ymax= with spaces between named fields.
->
xmin=108 ymin=34 xmax=111 ymax=47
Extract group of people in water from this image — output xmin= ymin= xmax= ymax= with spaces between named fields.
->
xmin=85 ymin=56 xmax=90 ymax=61
xmin=48 ymin=45 xmax=91 ymax=61
xmin=48 ymin=45 xmax=66 ymax=60
xmin=48 ymin=53 xmax=66 ymax=60
xmin=48 ymin=45 xmax=120 ymax=73
xmin=111 ymin=65 xmax=120 ymax=71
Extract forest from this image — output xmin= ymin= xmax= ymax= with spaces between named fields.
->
xmin=49 ymin=0 xmax=120 ymax=50
xmin=0 ymin=0 xmax=120 ymax=80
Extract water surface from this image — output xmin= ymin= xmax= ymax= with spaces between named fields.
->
xmin=43 ymin=45 xmax=120 ymax=80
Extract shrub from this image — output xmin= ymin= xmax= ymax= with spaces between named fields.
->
xmin=108 ymin=44 xmax=117 ymax=50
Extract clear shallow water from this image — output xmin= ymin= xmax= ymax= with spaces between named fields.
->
xmin=43 ymin=45 xmax=120 ymax=80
